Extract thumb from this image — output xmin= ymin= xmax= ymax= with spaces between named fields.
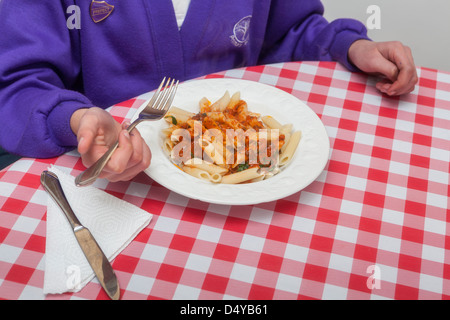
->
xmin=76 ymin=117 xmax=98 ymax=155
xmin=374 ymin=42 xmax=406 ymax=82
xmin=369 ymin=53 xmax=399 ymax=82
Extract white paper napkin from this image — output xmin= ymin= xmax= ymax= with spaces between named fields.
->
xmin=43 ymin=165 xmax=152 ymax=295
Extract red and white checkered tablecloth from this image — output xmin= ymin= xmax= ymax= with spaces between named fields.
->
xmin=1 ymin=61 xmax=449 ymax=300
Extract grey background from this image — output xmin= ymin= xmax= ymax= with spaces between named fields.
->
xmin=322 ymin=0 xmax=450 ymax=71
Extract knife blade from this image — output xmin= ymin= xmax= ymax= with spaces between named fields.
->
xmin=40 ymin=170 xmax=120 ymax=300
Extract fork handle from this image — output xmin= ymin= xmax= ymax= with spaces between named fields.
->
xmin=75 ymin=140 xmax=120 ymax=187
xmin=74 ymin=120 xmax=141 ymax=187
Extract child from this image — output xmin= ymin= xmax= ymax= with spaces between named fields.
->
xmin=0 ymin=0 xmax=417 ymax=180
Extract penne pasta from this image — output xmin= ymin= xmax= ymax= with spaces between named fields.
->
xmin=182 ymin=166 xmax=222 ymax=183
xmin=249 ymin=175 xmax=265 ymax=183
xmin=201 ymin=139 xmax=225 ymax=165
xmin=221 ymin=167 xmax=262 ymax=184
xmin=279 ymin=130 xmax=301 ymax=166
xmin=227 ymin=91 xmax=241 ymax=110
xmin=184 ymin=158 xmax=228 ymax=175
xmin=257 ymin=129 xmax=280 ymax=141
xmin=211 ymin=91 xmax=230 ymax=112
xmin=163 ymin=138 xmax=174 ymax=156
xmin=165 ymin=106 xmax=195 ymax=124
xmin=280 ymin=123 xmax=293 ymax=135
xmin=199 ymin=97 xmax=211 ymax=112
xmin=161 ymin=90 xmax=302 ymax=184
xmin=261 ymin=166 xmax=280 ymax=179
xmin=170 ymin=128 xmax=189 ymax=142
xmin=280 ymin=132 xmax=291 ymax=153
xmin=168 ymin=106 xmax=195 ymax=117
xmin=161 ymin=126 xmax=177 ymax=136
xmin=205 ymin=112 xmax=227 ymax=123
xmin=262 ymin=115 xmax=282 ymax=129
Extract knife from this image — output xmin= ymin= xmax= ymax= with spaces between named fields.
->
xmin=40 ymin=170 xmax=120 ymax=300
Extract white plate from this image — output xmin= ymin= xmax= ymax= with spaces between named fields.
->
xmin=132 ymin=78 xmax=330 ymax=205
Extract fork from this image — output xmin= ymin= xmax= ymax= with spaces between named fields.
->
xmin=75 ymin=77 xmax=179 ymax=187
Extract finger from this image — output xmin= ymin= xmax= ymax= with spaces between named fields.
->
xmin=370 ymin=56 xmax=399 ymax=83
xmin=375 ymin=79 xmax=393 ymax=94
xmin=388 ymin=57 xmax=418 ymax=95
xmin=377 ymin=73 xmax=416 ymax=96
xmin=378 ymin=43 xmax=417 ymax=95
xmin=386 ymin=67 xmax=417 ymax=95
xmin=118 ymin=121 xmax=144 ymax=167
xmin=107 ymin=142 xmax=151 ymax=182
xmin=127 ymin=127 xmax=145 ymax=167
xmin=104 ymin=129 xmax=133 ymax=175
xmin=121 ymin=121 xmax=131 ymax=130
xmin=118 ymin=128 xmax=151 ymax=177
xmin=388 ymin=70 xmax=417 ymax=95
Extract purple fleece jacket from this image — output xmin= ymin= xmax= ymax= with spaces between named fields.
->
xmin=0 ymin=0 xmax=369 ymax=158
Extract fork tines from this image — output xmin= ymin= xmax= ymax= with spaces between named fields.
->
xmin=154 ymin=77 xmax=179 ymax=111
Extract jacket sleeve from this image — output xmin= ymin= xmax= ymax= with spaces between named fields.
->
xmin=259 ymin=0 xmax=370 ymax=71
xmin=0 ymin=0 xmax=93 ymax=158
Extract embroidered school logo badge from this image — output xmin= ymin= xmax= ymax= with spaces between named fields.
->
xmin=90 ymin=0 xmax=115 ymax=23
xmin=230 ymin=15 xmax=252 ymax=47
